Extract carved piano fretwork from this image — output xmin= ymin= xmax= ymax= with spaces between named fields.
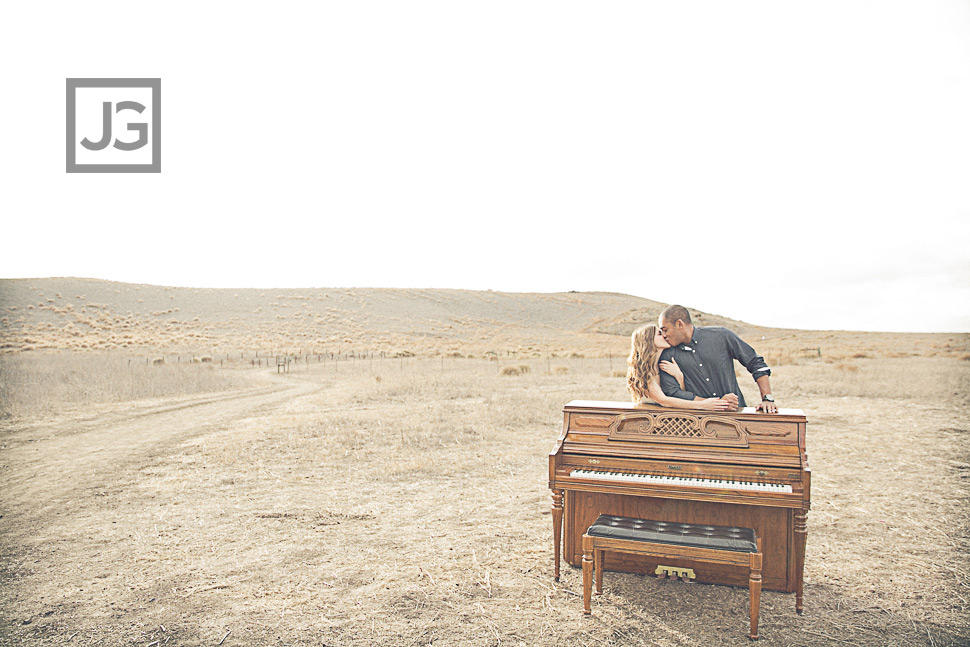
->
xmin=549 ymin=400 xmax=810 ymax=606
xmin=608 ymin=411 xmax=751 ymax=447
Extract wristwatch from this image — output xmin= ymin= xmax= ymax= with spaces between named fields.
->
xmin=762 ymin=394 xmax=775 ymax=403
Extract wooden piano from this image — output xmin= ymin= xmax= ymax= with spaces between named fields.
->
xmin=549 ymin=400 xmax=810 ymax=610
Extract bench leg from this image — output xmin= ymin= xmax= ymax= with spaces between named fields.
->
xmin=594 ymin=548 xmax=603 ymax=594
xmin=582 ymin=535 xmax=593 ymax=614
xmin=749 ymin=551 xmax=763 ymax=640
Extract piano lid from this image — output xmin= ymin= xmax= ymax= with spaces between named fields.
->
xmin=565 ymin=400 xmax=805 ymax=418
xmin=558 ymin=400 xmax=807 ymax=468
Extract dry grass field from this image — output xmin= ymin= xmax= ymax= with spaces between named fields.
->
xmin=2 ymin=279 xmax=969 ymax=646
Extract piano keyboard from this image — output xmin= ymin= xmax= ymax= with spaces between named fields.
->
xmin=569 ymin=469 xmax=793 ymax=493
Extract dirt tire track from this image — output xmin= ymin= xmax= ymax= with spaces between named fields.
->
xmin=0 ymin=375 xmax=323 ymax=541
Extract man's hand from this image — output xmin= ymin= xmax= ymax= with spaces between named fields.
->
xmin=721 ymin=393 xmax=740 ymax=410
xmin=757 ymin=399 xmax=778 ymax=414
xmin=754 ymin=376 xmax=775 ymax=413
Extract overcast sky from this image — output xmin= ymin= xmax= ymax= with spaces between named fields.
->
xmin=2 ymin=1 xmax=968 ymax=333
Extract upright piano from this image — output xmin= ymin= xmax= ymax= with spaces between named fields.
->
xmin=549 ymin=400 xmax=810 ymax=610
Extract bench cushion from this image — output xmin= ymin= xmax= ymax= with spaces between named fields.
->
xmin=586 ymin=515 xmax=758 ymax=553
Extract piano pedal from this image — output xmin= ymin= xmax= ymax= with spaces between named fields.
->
xmin=655 ymin=565 xmax=695 ymax=582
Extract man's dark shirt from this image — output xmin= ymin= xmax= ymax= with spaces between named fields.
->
xmin=658 ymin=326 xmax=770 ymax=408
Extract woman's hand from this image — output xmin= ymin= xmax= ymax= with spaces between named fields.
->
xmin=658 ymin=358 xmax=681 ymax=378
xmin=698 ymin=397 xmax=735 ymax=411
xmin=659 ymin=358 xmax=684 ymax=388
xmin=720 ymin=393 xmax=740 ymax=410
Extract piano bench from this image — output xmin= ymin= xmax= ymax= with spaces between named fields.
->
xmin=582 ymin=515 xmax=764 ymax=640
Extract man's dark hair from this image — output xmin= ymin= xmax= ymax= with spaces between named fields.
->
xmin=660 ymin=304 xmax=692 ymax=326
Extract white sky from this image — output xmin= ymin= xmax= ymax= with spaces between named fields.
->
xmin=2 ymin=1 xmax=968 ymax=333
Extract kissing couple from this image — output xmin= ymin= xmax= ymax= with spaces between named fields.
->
xmin=626 ymin=305 xmax=778 ymax=414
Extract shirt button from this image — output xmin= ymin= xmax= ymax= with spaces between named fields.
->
xmin=706 ymin=378 xmax=710 ymax=381
xmin=699 ymin=363 xmax=703 ymax=366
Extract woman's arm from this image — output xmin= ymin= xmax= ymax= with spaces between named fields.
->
xmin=647 ymin=378 xmax=733 ymax=411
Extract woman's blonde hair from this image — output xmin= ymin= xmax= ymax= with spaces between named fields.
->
xmin=627 ymin=325 xmax=662 ymax=402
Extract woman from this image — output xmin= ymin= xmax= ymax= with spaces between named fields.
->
xmin=626 ymin=324 xmax=734 ymax=411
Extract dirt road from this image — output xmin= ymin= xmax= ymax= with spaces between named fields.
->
xmin=1 ymin=374 xmax=327 ymax=644
xmin=2 ymin=377 xmax=317 ymax=503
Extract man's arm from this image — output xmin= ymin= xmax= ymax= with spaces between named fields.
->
xmin=725 ymin=330 xmax=771 ymax=383
xmin=724 ymin=330 xmax=778 ymax=413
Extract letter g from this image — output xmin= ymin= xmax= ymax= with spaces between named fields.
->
xmin=113 ymin=101 xmax=148 ymax=151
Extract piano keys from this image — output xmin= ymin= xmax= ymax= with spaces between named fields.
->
xmin=549 ymin=400 xmax=810 ymax=610
xmin=568 ymin=469 xmax=793 ymax=493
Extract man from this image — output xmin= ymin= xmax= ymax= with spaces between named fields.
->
xmin=657 ymin=305 xmax=777 ymax=413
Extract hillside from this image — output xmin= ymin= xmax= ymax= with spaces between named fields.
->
xmin=0 ymin=278 xmax=966 ymax=360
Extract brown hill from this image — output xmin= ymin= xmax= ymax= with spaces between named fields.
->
xmin=0 ymin=278 xmax=965 ymax=360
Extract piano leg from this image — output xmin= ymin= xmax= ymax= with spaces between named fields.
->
xmin=749 ymin=547 xmax=762 ymax=640
xmin=794 ymin=507 xmax=808 ymax=614
xmin=552 ymin=490 xmax=564 ymax=581
xmin=582 ymin=534 xmax=593 ymax=614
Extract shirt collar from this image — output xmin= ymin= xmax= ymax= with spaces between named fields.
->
xmin=679 ymin=332 xmax=698 ymax=351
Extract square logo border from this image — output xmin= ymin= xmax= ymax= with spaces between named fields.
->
xmin=66 ymin=78 xmax=161 ymax=173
